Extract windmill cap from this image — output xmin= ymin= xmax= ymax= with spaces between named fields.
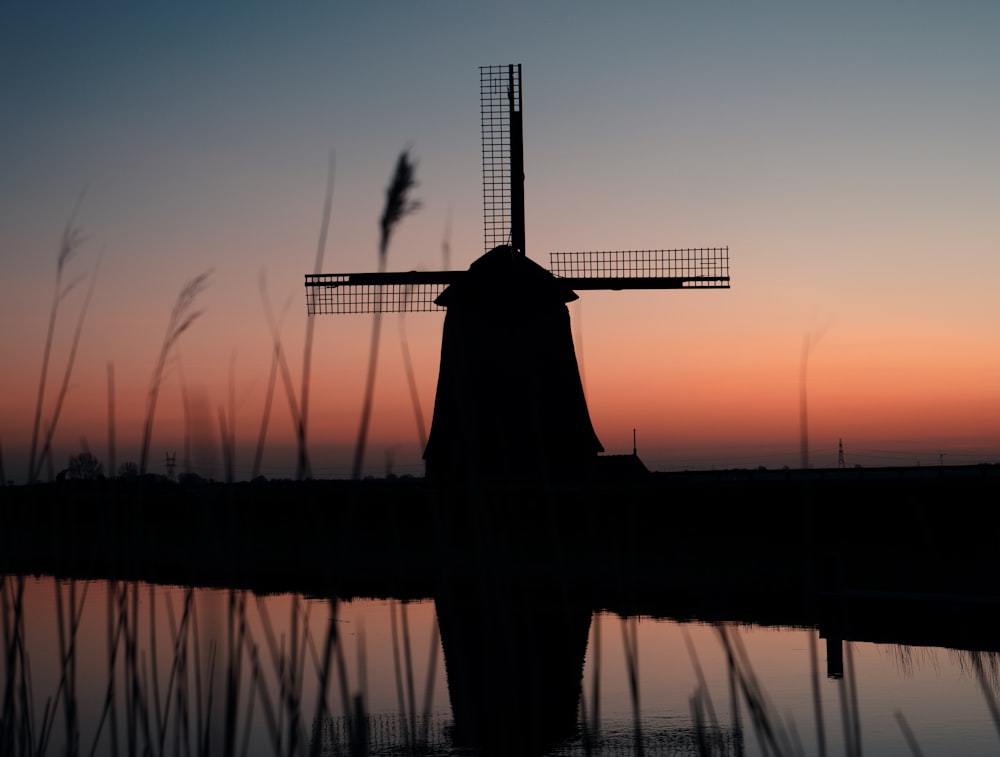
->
xmin=435 ymin=245 xmax=579 ymax=308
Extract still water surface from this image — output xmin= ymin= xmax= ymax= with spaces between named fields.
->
xmin=3 ymin=575 xmax=998 ymax=755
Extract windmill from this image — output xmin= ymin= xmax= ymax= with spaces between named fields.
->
xmin=305 ymin=64 xmax=730 ymax=485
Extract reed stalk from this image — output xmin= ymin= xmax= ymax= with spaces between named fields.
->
xmin=222 ymin=590 xmax=241 ymax=756
xmin=620 ymin=615 xmax=644 ymax=757
xmin=419 ymin=611 xmax=439 ymax=747
xmin=254 ymin=274 xmax=301 ymax=481
xmin=139 ymin=271 xmax=212 ymax=475
xmin=106 ymin=362 xmax=116 ymax=479
xmin=217 ymin=350 xmax=237 ymax=484
xmin=969 ymin=651 xmax=1000 ymax=743
xmin=683 ymin=626 xmax=720 ymax=727
xmin=251 ymin=333 xmax=281 ymax=480
xmin=228 ymin=351 xmax=237 ymax=483
xmin=33 ymin=254 xmax=102 ymax=483
xmin=28 ymin=200 xmax=87 ymax=483
xmin=392 ymin=209 xmax=454 ymax=456
xmin=177 ymin=353 xmax=192 ymax=479
xmin=389 ymin=600 xmax=419 ymax=751
xmin=352 ymin=149 xmax=420 ymax=479
xmin=297 ymin=152 xmax=336 ymax=481
xmin=894 ymin=711 xmax=924 ymax=757
xmin=308 ymin=599 xmax=340 ymax=757
xmin=579 ymin=612 xmax=601 ymax=755
xmin=397 ymin=310 xmax=427 ymax=451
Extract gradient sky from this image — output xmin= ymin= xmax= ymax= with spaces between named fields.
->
xmin=2 ymin=2 xmax=999 ymax=481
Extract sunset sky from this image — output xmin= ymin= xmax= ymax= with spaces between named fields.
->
xmin=2 ymin=2 xmax=998 ymax=481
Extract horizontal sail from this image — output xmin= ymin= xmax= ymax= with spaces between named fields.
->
xmin=305 ymin=271 xmax=461 ymax=314
xmin=549 ymin=248 xmax=729 ymax=289
xmin=306 ymin=248 xmax=730 ymax=315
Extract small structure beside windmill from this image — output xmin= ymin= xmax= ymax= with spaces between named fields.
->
xmin=305 ymin=64 xmax=730 ymax=487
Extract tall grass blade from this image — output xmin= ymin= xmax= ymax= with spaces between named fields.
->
xmin=227 ymin=351 xmax=237 ymax=483
xmin=389 ymin=601 xmax=410 ymax=749
xmin=352 ymin=149 xmax=420 ymax=479
xmin=251 ymin=332 xmax=281 ymax=480
xmin=298 ymin=151 xmax=336 ymax=481
xmin=256 ymin=273 xmax=301 ymax=479
xmin=683 ymin=625 xmax=720 ymax=727
xmin=223 ymin=590 xmax=242 ymax=757
xmin=385 ymin=208 xmax=450 ymax=453
xmin=217 ymin=351 xmax=236 ymax=484
xmin=400 ymin=603 xmax=418 ymax=749
xmin=177 ymin=353 xmax=192 ymax=479
xmin=107 ymin=362 xmax=116 ymax=478
xmin=398 ymin=307 xmax=427 ymax=451
xmin=621 ymin=615 xmax=644 ymax=757
xmin=894 ymin=711 xmax=925 ymax=757
xmin=140 ymin=271 xmax=212 ymax=475
xmin=971 ymin=651 xmax=1000 ymax=741
xmin=34 ymin=254 xmax=103 ymax=482
xmin=28 ymin=193 xmax=87 ymax=483
xmin=717 ymin=623 xmax=799 ymax=757
xmin=308 ymin=599 xmax=340 ymax=757
xmin=419 ymin=612 xmax=439 ymax=746
xmin=355 ymin=626 xmax=370 ymax=757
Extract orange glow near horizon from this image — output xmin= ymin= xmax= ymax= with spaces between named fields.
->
xmin=3 ymin=292 xmax=998 ymax=482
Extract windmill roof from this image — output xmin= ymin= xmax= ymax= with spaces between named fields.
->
xmin=435 ymin=245 xmax=578 ymax=308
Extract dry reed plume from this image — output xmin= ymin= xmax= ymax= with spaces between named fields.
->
xmin=351 ymin=149 xmax=421 ymax=480
xmin=27 ymin=194 xmax=88 ymax=483
xmin=139 ymin=271 xmax=212 ymax=475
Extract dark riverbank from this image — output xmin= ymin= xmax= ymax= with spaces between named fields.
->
xmin=3 ymin=463 xmax=999 ymax=609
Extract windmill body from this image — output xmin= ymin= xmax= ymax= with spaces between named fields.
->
xmin=305 ymin=65 xmax=730 ymax=483
xmin=423 ymin=245 xmax=602 ymax=487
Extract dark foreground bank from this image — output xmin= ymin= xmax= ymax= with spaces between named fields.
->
xmin=3 ymin=464 xmax=999 ymax=606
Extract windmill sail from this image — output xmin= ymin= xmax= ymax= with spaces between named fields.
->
xmin=305 ymin=270 xmax=459 ymax=315
xmin=549 ymin=248 xmax=730 ymax=289
xmin=304 ymin=247 xmax=729 ymax=314
xmin=481 ymin=64 xmax=524 ymax=255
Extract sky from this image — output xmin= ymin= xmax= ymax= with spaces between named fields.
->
xmin=2 ymin=2 xmax=999 ymax=481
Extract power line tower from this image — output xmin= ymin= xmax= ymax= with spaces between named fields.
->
xmin=305 ymin=64 xmax=730 ymax=481
xmin=838 ymin=438 xmax=845 ymax=468
xmin=165 ymin=451 xmax=177 ymax=480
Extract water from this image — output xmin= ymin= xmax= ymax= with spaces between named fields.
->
xmin=3 ymin=575 xmax=998 ymax=756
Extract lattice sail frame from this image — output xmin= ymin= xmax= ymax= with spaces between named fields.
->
xmin=549 ymin=248 xmax=730 ymax=289
xmin=304 ymin=249 xmax=728 ymax=314
xmin=481 ymin=64 xmax=521 ymax=253
xmin=305 ymin=272 xmax=458 ymax=315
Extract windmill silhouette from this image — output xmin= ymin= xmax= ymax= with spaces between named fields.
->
xmin=306 ymin=65 xmax=730 ymax=485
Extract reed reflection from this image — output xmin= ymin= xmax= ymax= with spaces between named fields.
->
xmin=8 ymin=573 xmax=1000 ymax=756
xmin=0 ymin=576 xmax=372 ymax=757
